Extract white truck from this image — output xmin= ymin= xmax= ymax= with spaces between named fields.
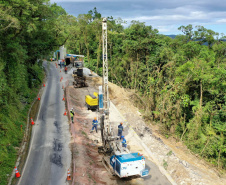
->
xmin=110 ymin=152 xmax=149 ymax=177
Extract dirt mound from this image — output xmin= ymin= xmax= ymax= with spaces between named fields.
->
xmin=90 ymin=76 xmax=137 ymax=112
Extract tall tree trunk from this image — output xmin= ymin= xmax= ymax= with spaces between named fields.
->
xmin=87 ymin=48 xmax=90 ymax=63
xmin=96 ymin=35 xmax=101 ymax=73
xmin=218 ymin=145 xmax=222 ymax=169
xmin=146 ymin=50 xmax=150 ymax=78
xmin=83 ymin=30 xmax=90 ymax=64
xmin=130 ymin=58 xmax=134 ymax=88
xmin=134 ymin=52 xmax=139 ymax=90
xmin=110 ymin=42 xmax=112 ymax=63
xmin=78 ymin=43 xmax=81 ymax=54
xmin=218 ymin=131 xmax=224 ymax=169
xmin=200 ymin=137 xmax=210 ymax=155
xmin=200 ymin=80 xmax=203 ymax=108
xmin=180 ymin=114 xmax=187 ymax=141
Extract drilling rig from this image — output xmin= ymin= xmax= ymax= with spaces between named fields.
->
xmin=98 ymin=18 xmax=149 ymax=178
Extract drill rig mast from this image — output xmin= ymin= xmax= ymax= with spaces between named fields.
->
xmin=100 ymin=17 xmax=118 ymax=153
xmin=102 ymin=18 xmax=109 ymax=116
xmin=99 ymin=17 xmax=135 ymax=157
xmin=99 ymin=18 xmax=149 ymax=178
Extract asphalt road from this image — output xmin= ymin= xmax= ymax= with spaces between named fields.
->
xmin=18 ymin=61 xmax=71 ymax=185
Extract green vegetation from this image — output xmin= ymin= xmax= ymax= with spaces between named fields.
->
xmin=0 ymin=1 xmax=225 ymax=183
xmin=163 ymin=159 xmax=168 ymax=170
xmin=0 ymin=0 xmax=70 ymax=183
xmin=64 ymin=9 xmax=226 ymax=171
xmin=82 ymin=130 xmax=88 ymax=137
xmin=167 ymin=150 xmax=173 ymax=157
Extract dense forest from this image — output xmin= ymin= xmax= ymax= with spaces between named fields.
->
xmin=0 ymin=0 xmax=225 ymax=183
xmin=0 ymin=0 xmax=70 ymax=183
xmin=64 ymin=9 xmax=226 ymax=171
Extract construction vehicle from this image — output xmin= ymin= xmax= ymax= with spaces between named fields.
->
xmin=85 ymin=93 xmax=99 ymax=111
xmin=85 ymin=92 xmax=98 ymax=110
xmin=72 ymin=57 xmax=88 ymax=88
xmin=98 ymin=18 xmax=149 ymax=178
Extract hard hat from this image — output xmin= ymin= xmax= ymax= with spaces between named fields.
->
xmin=121 ymin=136 xmax=124 ymax=139
xmin=71 ymin=108 xmax=73 ymax=110
xmin=120 ymin=122 xmax=123 ymax=125
xmin=94 ymin=117 xmax=97 ymax=120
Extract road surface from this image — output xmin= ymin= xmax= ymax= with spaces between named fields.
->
xmin=18 ymin=61 xmax=71 ymax=185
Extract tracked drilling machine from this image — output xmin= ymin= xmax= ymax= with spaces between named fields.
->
xmin=73 ymin=59 xmax=88 ymax=88
xmin=98 ymin=18 xmax=149 ymax=178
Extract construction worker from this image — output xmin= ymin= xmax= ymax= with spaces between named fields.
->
xmin=118 ymin=122 xmax=123 ymax=137
xmin=91 ymin=117 xmax=98 ymax=133
xmin=121 ymin=136 xmax=127 ymax=148
xmin=65 ymin=66 xmax=68 ymax=74
xmin=70 ymin=108 xmax=74 ymax=123
xmin=59 ymin=59 xmax=62 ymax=69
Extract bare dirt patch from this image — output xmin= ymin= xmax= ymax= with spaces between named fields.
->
xmin=66 ymin=85 xmax=117 ymax=185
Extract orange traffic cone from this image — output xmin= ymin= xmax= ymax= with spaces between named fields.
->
xmin=43 ymin=83 xmax=45 ymax=87
xmin=67 ymin=169 xmax=71 ymax=181
xmin=62 ymin=95 xmax=65 ymax=101
xmin=15 ymin=167 xmax=21 ymax=178
xmin=31 ymin=118 xmax=35 ymax=125
xmin=38 ymin=94 xmax=40 ymax=101
xmin=60 ymin=70 xmax=61 ymax=72
xmin=64 ymin=109 xmax=67 ymax=116
xmin=61 ymin=76 xmax=63 ymax=80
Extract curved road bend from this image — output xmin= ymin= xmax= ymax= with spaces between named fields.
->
xmin=18 ymin=61 xmax=71 ymax=185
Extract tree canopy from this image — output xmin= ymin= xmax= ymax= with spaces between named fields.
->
xmin=0 ymin=0 xmax=70 ymax=183
xmin=64 ymin=9 xmax=226 ymax=171
xmin=0 ymin=3 xmax=225 ymax=183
